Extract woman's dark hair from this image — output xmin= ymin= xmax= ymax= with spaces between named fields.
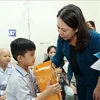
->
xmin=57 ymin=4 xmax=90 ymax=52
xmin=47 ymin=45 xmax=56 ymax=53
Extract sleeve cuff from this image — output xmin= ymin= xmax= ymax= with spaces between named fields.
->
xmin=0 ymin=90 xmax=4 ymax=96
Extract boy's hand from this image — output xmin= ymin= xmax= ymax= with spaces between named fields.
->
xmin=45 ymin=81 xmax=61 ymax=96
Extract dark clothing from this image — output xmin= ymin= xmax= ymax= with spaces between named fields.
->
xmin=70 ymin=45 xmax=83 ymax=76
xmin=76 ymin=75 xmax=96 ymax=100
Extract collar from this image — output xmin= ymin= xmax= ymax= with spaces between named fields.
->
xmin=16 ymin=65 xmax=28 ymax=77
xmin=0 ymin=63 xmax=12 ymax=71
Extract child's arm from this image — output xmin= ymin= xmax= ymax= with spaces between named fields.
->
xmin=70 ymin=83 xmax=77 ymax=94
xmin=35 ymin=82 xmax=61 ymax=100
xmin=6 ymin=77 xmax=61 ymax=100
xmin=66 ymin=79 xmax=77 ymax=94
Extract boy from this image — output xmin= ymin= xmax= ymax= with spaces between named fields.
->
xmin=6 ymin=38 xmax=61 ymax=100
xmin=0 ymin=48 xmax=15 ymax=100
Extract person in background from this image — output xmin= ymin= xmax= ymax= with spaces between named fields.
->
xmin=87 ymin=20 xmax=96 ymax=30
xmin=43 ymin=45 xmax=56 ymax=62
xmin=44 ymin=45 xmax=77 ymax=100
xmin=6 ymin=38 xmax=61 ymax=100
xmin=0 ymin=48 xmax=15 ymax=100
xmin=52 ymin=4 xmax=100 ymax=100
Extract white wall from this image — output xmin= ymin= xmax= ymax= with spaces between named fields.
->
xmin=0 ymin=1 xmax=29 ymax=49
xmin=0 ymin=1 xmax=100 ymax=65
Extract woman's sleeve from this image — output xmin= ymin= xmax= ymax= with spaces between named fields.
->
xmin=52 ymin=36 xmax=64 ymax=67
xmin=90 ymin=30 xmax=100 ymax=53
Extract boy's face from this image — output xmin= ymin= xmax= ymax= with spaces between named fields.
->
xmin=0 ymin=49 xmax=11 ymax=66
xmin=21 ymin=50 xmax=36 ymax=67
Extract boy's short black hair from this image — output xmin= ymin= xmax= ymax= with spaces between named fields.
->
xmin=10 ymin=38 xmax=36 ymax=61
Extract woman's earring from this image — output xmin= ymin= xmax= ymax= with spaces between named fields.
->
xmin=76 ymin=29 xmax=78 ymax=33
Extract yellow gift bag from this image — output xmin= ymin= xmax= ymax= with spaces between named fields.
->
xmin=33 ymin=61 xmax=61 ymax=100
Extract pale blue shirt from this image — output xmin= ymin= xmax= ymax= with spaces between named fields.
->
xmin=6 ymin=65 xmax=37 ymax=100
xmin=0 ymin=63 xmax=15 ymax=96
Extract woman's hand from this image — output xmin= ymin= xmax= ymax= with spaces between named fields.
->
xmin=56 ymin=68 xmax=62 ymax=74
xmin=93 ymin=86 xmax=100 ymax=100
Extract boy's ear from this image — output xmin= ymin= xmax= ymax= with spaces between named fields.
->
xmin=17 ymin=55 xmax=23 ymax=62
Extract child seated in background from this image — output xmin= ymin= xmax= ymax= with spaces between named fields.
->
xmin=6 ymin=38 xmax=61 ymax=100
xmin=0 ymin=48 xmax=15 ymax=100
xmin=57 ymin=67 xmax=77 ymax=100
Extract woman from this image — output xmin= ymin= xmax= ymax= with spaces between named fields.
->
xmin=52 ymin=4 xmax=100 ymax=100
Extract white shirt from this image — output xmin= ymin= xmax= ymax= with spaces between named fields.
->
xmin=6 ymin=65 xmax=37 ymax=100
xmin=0 ymin=63 xmax=15 ymax=96
xmin=63 ymin=61 xmax=69 ymax=73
